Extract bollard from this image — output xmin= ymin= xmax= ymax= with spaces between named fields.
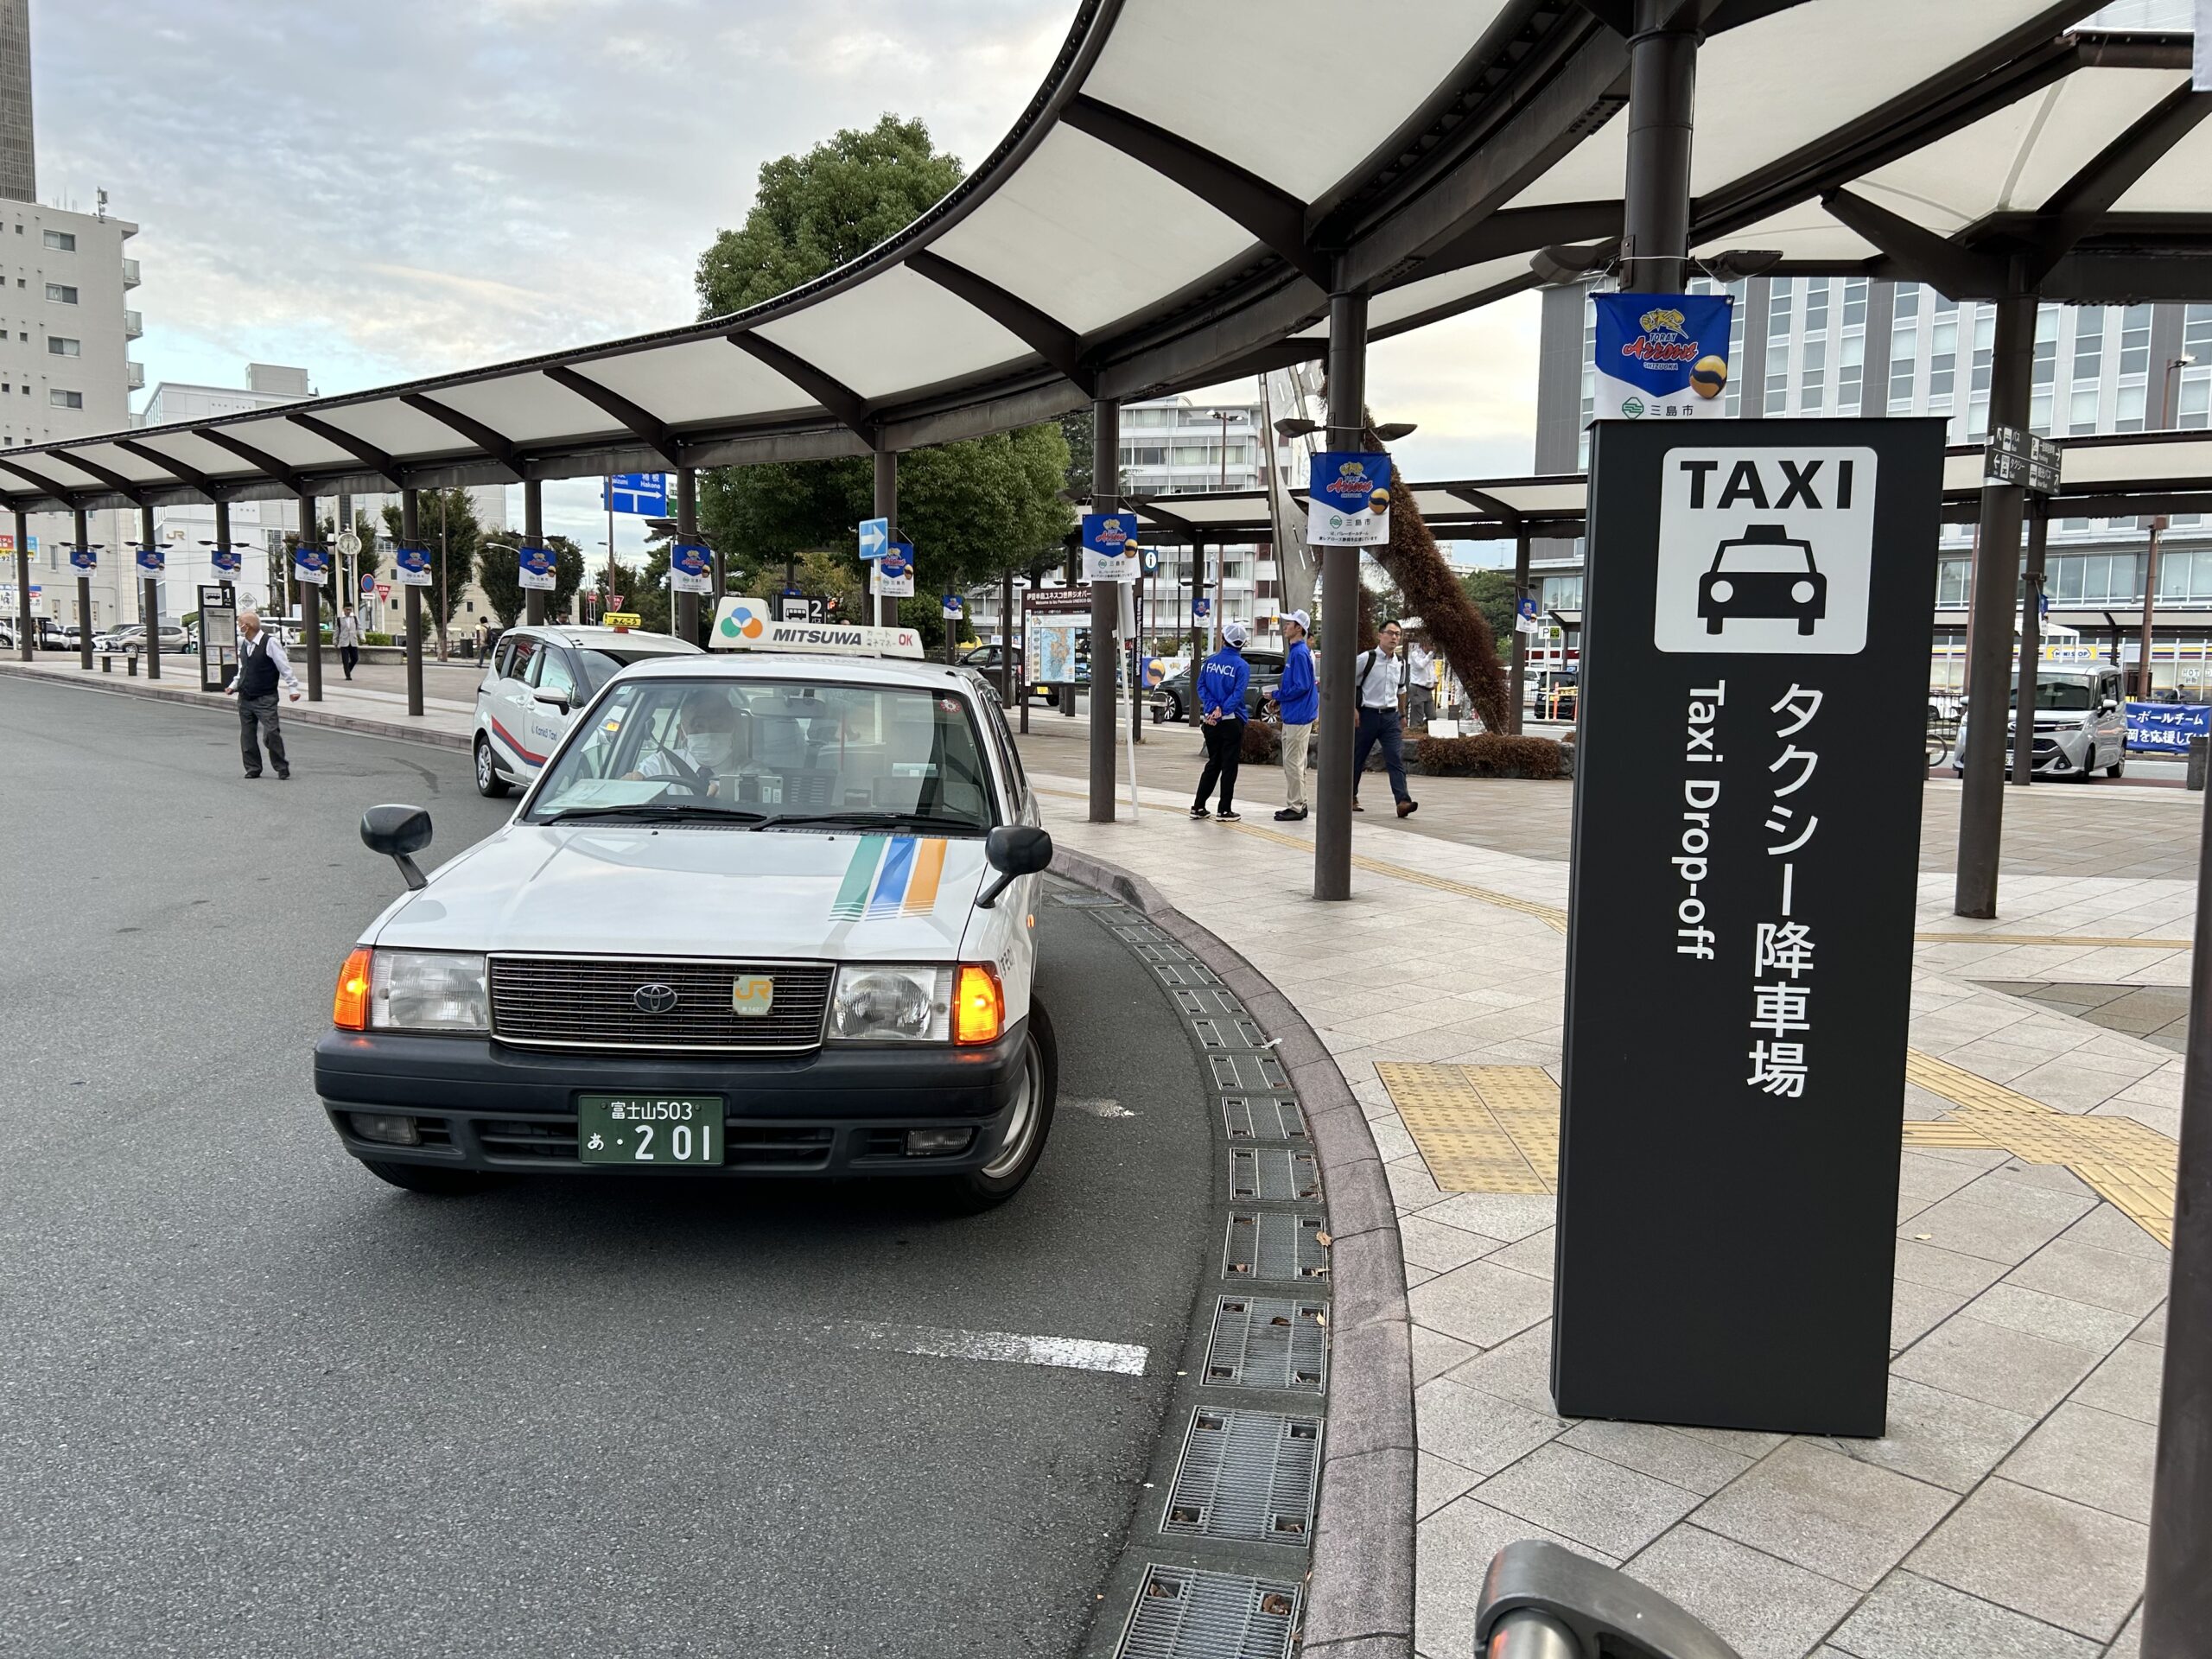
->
xmin=99 ymin=653 xmax=111 ymax=674
xmin=2190 ymin=735 xmax=2208 ymax=793
xmin=126 ymin=652 xmax=138 ymax=677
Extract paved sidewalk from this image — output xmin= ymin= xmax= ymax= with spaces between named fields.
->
xmin=0 ymin=655 xmax=476 ymax=748
xmin=1033 ymin=766 xmax=2177 ymax=1659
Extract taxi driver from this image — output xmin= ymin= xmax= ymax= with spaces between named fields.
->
xmin=628 ymin=688 xmax=753 ymax=795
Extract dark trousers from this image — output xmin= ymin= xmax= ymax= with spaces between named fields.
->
xmin=340 ymin=644 xmax=359 ymax=678
xmin=1194 ymin=716 xmax=1244 ymax=811
xmin=1353 ymin=706 xmax=1409 ymax=803
xmin=238 ymin=693 xmax=289 ymax=775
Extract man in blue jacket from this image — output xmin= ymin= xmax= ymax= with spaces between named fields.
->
xmin=1190 ymin=619 xmax=1253 ymax=821
xmin=1266 ymin=608 xmax=1317 ymax=821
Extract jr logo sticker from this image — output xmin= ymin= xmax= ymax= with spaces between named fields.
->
xmin=1653 ymin=448 xmax=1877 ymax=657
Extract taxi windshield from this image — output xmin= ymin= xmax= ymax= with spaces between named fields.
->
xmin=526 ymin=676 xmax=998 ymax=832
xmin=2008 ymin=677 xmax=2098 ymax=711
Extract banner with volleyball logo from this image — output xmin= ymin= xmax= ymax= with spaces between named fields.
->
xmin=1591 ymin=292 xmax=1732 ymax=421
xmin=1306 ymin=452 xmax=1394 ymax=545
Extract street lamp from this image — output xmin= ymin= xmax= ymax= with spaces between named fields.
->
xmin=2139 ymin=354 xmax=2199 ymax=699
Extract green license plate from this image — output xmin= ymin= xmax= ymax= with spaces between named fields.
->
xmin=575 ymin=1095 xmax=724 ymax=1166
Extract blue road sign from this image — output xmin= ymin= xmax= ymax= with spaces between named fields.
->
xmin=1141 ymin=546 xmax=1160 ymax=575
xmin=360 ymin=571 xmax=377 ymax=594
xmin=858 ymin=517 xmax=889 ymax=562
xmin=602 ymin=473 xmax=668 ymax=516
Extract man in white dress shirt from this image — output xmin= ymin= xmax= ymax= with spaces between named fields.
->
xmin=225 ymin=607 xmax=302 ymax=779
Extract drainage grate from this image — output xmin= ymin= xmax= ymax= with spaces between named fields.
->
xmin=1163 ymin=1409 xmax=1321 ymax=1544
xmin=1211 ymin=1052 xmax=1289 ymax=1092
xmin=1113 ymin=923 xmax=1171 ymax=944
xmin=1222 ymin=1212 xmax=1330 ymax=1282
xmin=1203 ymin=1296 xmax=1328 ymax=1392
xmin=1192 ymin=1017 xmax=1271 ymax=1050
xmin=1173 ymin=987 xmax=1246 ymax=1020
xmin=1230 ymin=1147 xmax=1321 ymax=1202
xmin=1223 ymin=1096 xmax=1307 ymax=1142
xmin=1116 ymin=1566 xmax=1302 ymax=1659
xmin=1052 ymin=892 xmax=1124 ymax=909
xmin=1153 ymin=960 xmax=1222 ymax=988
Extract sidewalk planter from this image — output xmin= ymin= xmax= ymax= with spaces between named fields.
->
xmin=1415 ymin=733 xmax=1571 ymax=780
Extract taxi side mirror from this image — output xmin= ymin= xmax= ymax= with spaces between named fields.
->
xmin=362 ymin=804 xmax=433 ymax=892
xmin=977 ymin=824 xmax=1052 ymax=909
xmin=531 ymin=686 xmax=571 ymax=715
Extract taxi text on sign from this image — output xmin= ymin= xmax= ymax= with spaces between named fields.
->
xmin=1554 ymin=418 xmax=1944 ymax=1436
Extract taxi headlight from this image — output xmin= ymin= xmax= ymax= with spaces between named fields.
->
xmin=829 ymin=965 xmax=951 ymax=1042
xmin=371 ymin=950 xmax=490 ymax=1033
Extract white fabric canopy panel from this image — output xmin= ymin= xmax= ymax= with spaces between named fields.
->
xmin=752 ymin=264 xmax=1035 ymax=400
xmin=572 ymin=340 xmax=812 ymax=428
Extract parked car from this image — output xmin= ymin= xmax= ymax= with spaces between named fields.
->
xmin=1953 ymin=665 xmax=2127 ymax=781
xmin=124 ymin=625 xmax=192 ymax=658
xmin=1150 ymin=650 xmax=1286 ymax=724
xmin=473 ymin=623 xmax=705 ymax=797
xmin=34 ymin=618 xmax=69 ymax=651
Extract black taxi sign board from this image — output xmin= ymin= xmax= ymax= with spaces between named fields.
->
xmin=1553 ymin=417 xmax=1945 ymax=1436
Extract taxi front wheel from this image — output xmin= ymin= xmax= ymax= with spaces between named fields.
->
xmin=474 ymin=734 xmax=511 ymax=798
xmin=943 ymin=1001 xmax=1058 ymax=1212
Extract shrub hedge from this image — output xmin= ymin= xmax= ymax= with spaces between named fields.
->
xmin=1415 ymin=734 xmax=1568 ymax=780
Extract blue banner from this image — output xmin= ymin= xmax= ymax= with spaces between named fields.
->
xmin=669 ymin=542 xmax=712 ymax=596
xmin=293 ymin=545 xmax=328 ymax=587
xmin=2125 ymin=700 xmax=2212 ymax=753
xmin=603 ymin=473 xmax=667 ymax=516
xmin=69 ymin=547 xmax=96 ymax=575
xmin=1591 ymin=292 xmax=1733 ymax=421
xmin=1307 ymin=453 xmax=1393 ymax=545
xmin=135 ymin=545 xmax=164 ymax=576
xmin=518 ymin=544 xmax=556 ymax=593
xmin=1081 ymin=510 xmax=1140 ymax=582
xmin=394 ymin=544 xmax=431 ymax=588
xmin=212 ymin=546 xmax=241 ymax=575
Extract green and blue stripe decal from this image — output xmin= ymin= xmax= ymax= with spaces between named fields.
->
xmin=831 ymin=836 xmax=947 ymax=920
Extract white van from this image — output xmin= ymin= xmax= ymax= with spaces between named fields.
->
xmin=473 ymin=624 xmax=702 ymax=797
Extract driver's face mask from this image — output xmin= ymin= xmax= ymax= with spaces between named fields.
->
xmin=682 ymin=728 xmax=741 ymax=771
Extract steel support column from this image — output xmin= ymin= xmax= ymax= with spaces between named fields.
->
xmin=999 ymin=565 xmax=1015 ymax=706
xmin=1510 ymin=527 xmax=1532 ymax=735
xmin=2139 ymin=515 xmax=2168 ymax=701
xmin=675 ymin=467 xmax=698 ymax=644
xmin=2012 ymin=506 xmax=2049 ymax=787
xmin=524 ymin=479 xmax=546 ymax=627
xmin=401 ymin=490 xmax=423 ymax=717
xmin=1618 ymin=0 xmax=1700 ymax=295
xmin=1314 ymin=289 xmax=1367 ymax=902
xmin=74 ymin=506 xmax=91 ymax=671
xmin=12 ymin=507 xmax=29 ymax=662
xmin=297 ymin=493 xmax=322 ymax=702
xmin=2143 ymin=779 xmax=2212 ymax=1657
xmin=1955 ymin=292 xmax=2037 ymax=917
xmin=139 ymin=503 xmax=160 ymax=682
xmin=1089 ymin=397 xmax=1120 ymax=823
xmin=873 ymin=451 xmax=898 ymax=629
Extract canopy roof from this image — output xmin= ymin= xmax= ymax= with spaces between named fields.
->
xmin=1127 ymin=429 xmax=2212 ymax=543
xmin=0 ymin=1 xmax=2154 ymax=519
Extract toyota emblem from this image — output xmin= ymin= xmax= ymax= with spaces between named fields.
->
xmin=632 ymin=982 xmax=678 ymax=1015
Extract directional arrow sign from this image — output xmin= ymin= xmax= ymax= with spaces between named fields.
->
xmin=859 ymin=517 xmax=889 ymax=562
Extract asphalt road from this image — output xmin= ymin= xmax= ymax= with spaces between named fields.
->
xmin=0 ymin=677 xmax=1213 ymax=1658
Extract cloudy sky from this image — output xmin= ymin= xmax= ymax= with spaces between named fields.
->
xmin=32 ymin=0 xmax=1541 ymax=550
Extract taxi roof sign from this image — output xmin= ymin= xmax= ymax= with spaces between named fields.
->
xmin=602 ymin=612 xmax=643 ymax=631
xmin=712 ymin=596 xmax=924 ymax=658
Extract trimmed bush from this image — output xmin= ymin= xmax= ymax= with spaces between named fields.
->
xmin=1416 ymin=733 xmax=1568 ymax=780
xmin=1238 ymin=720 xmax=1281 ymax=764
xmin=363 ymin=631 xmax=395 ymax=646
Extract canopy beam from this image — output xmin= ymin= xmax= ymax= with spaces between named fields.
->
xmin=728 ymin=333 xmax=876 ymax=446
xmin=286 ymin=413 xmax=404 ymax=489
xmin=47 ymin=449 xmax=148 ymax=508
xmin=199 ymin=429 xmax=312 ymax=499
xmin=543 ymin=366 xmax=682 ymax=470
xmin=399 ymin=394 xmax=528 ymax=481
xmin=907 ymin=251 xmax=1095 ymax=395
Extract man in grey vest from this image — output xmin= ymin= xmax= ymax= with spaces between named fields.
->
xmin=225 ymin=607 xmax=302 ymax=779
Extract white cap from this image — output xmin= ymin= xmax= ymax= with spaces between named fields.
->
xmin=1222 ymin=619 xmax=1249 ymax=647
xmin=1285 ymin=609 xmax=1310 ymax=634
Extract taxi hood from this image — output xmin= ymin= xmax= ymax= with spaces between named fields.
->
xmin=370 ymin=823 xmax=992 ymax=959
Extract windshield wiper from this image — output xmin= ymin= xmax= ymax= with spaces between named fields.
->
xmin=539 ymin=803 xmax=770 ymax=824
xmin=763 ymin=810 xmax=985 ymax=835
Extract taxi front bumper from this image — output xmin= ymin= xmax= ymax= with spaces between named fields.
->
xmin=314 ymin=1023 xmax=1030 ymax=1177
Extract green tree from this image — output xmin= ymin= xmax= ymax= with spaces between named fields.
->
xmin=694 ymin=114 xmax=1072 ymax=608
xmin=1459 ymin=568 xmax=1518 ymax=660
xmin=477 ymin=531 xmax=589 ymax=627
xmin=379 ymin=487 xmax=479 ymax=658
xmin=696 ymin=116 xmax=963 ymax=316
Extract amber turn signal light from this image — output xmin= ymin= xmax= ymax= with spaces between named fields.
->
xmin=333 ymin=947 xmax=373 ymax=1031
xmin=954 ymin=963 xmax=1003 ymax=1046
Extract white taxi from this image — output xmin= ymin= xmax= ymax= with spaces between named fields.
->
xmin=320 ymin=607 xmax=1058 ymax=1209
xmin=472 ymin=622 xmax=702 ymax=798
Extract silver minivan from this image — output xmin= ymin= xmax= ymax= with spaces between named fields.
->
xmin=1953 ymin=665 xmax=2128 ymax=780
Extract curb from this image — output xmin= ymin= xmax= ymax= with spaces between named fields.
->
xmin=0 ymin=660 xmax=472 ymax=753
xmin=1050 ymin=842 xmax=1416 ymax=1659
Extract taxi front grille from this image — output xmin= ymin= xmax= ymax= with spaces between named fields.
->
xmin=488 ymin=956 xmax=832 ymax=1052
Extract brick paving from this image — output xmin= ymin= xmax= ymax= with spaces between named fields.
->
xmin=1030 ymin=760 xmax=2183 ymax=1659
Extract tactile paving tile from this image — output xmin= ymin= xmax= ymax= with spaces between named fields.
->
xmin=1116 ymin=1566 xmax=1301 ymax=1659
xmin=1380 ymin=1063 xmax=1557 ymax=1195
xmin=1161 ymin=1409 xmax=1321 ymax=1545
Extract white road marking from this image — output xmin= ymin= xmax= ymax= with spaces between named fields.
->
xmin=1069 ymin=1096 xmax=1137 ymax=1118
xmin=849 ymin=1321 xmax=1148 ymax=1376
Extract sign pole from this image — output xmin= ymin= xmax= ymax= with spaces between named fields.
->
xmin=675 ymin=468 xmax=699 ymax=645
xmin=1089 ymin=397 xmax=1122 ymax=823
xmin=137 ymin=504 xmax=160 ymax=682
xmin=1120 ymin=578 xmax=1141 ymax=821
xmin=296 ymin=492 xmax=322 ymax=702
xmin=2012 ymin=505 xmax=2049 ymax=786
xmin=74 ymin=505 xmax=92 ymax=671
xmin=1510 ymin=525 xmax=1532 ymax=734
xmin=1314 ymin=290 xmax=1367 ymax=902
xmin=874 ymin=452 xmax=899 ymax=630
xmin=401 ymin=490 xmax=423 ymax=717
xmin=11 ymin=507 xmax=29 ymax=663
xmin=524 ymin=480 xmax=546 ymax=627
xmin=1618 ymin=0 xmax=1698 ymax=295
